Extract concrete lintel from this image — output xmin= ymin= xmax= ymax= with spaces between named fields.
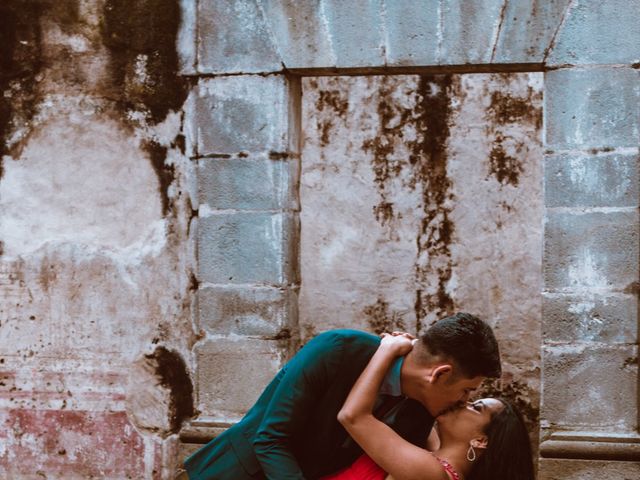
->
xmin=285 ymin=62 xmax=545 ymax=77
xmin=179 ymin=418 xmax=233 ymax=444
xmin=541 ymin=431 xmax=640 ymax=461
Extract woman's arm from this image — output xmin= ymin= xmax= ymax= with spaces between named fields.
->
xmin=337 ymin=335 xmax=448 ymax=480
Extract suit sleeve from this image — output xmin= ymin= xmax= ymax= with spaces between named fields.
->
xmin=252 ymin=333 xmax=346 ymax=479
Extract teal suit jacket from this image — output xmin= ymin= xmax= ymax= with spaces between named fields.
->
xmin=185 ymin=329 xmax=434 ymax=479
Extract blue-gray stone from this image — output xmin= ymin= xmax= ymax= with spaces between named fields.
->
xmin=260 ymin=0 xmax=336 ymax=69
xmin=190 ymin=75 xmax=290 ymax=156
xmin=544 ymin=68 xmax=640 ymax=150
xmin=198 ymin=212 xmax=299 ymax=285
xmin=545 ymin=152 xmax=640 ymax=208
xmin=322 ymin=0 xmax=386 ymax=68
xmin=542 ymin=292 xmax=638 ymax=344
xmin=440 ymin=0 xmax=505 ymax=65
xmin=547 ymin=0 xmax=640 ymax=66
xmin=198 ymin=156 xmax=298 ymax=211
xmin=492 ymin=0 xmax=571 ymax=63
xmin=198 ymin=285 xmax=297 ymax=336
xmin=197 ymin=0 xmax=282 ymax=74
xmin=384 ymin=0 xmax=439 ymax=66
xmin=544 ymin=211 xmax=639 ymax=291
xmin=542 ymin=344 xmax=638 ymax=429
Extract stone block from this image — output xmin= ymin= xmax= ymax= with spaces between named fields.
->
xmin=543 ymin=211 xmax=639 ymax=291
xmin=547 ymin=0 xmax=640 ymax=66
xmin=197 ymin=156 xmax=298 ymax=211
xmin=491 ymin=0 xmax=571 ymax=63
xmin=260 ymin=0 xmax=336 ymax=69
xmin=440 ymin=0 xmax=504 ymax=65
xmin=197 ymin=0 xmax=282 ymax=74
xmin=538 ymin=458 xmax=640 ymax=480
xmin=194 ymin=337 xmax=281 ymax=420
xmin=322 ymin=0 xmax=386 ymax=68
xmin=544 ymin=68 xmax=640 ymax=150
xmin=190 ymin=75 xmax=291 ymax=156
xmin=545 ymin=152 xmax=640 ymax=208
xmin=197 ymin=212 xmax=299 ymax=285
xmin=541 ymin=344 xmax=637 ymax=429
xmin=383 ymin=0 xmax=439 ymax=66
xmin=542 ymin=292 xmax=637 ymax=344
xmin=198 ymin=285 xmax=297 ymax=337
xmin=178 ymin=0 xmax=197 ymax=74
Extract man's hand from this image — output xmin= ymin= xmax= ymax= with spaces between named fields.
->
xmin=379 ymin=332 xmax=414 ymax=356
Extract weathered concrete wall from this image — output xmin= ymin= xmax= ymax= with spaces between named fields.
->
xmin=4 ymin=0 xmax=635 ymax=477
xmin=0 ymin=1 xmax=195 ymax=478
xmin=300 ymin=73 xmax=542 ymax=435
xmin=184 ymin=1 xmax=640 ymax=478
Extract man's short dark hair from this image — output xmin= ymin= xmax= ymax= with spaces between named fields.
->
xmin=419 ymin=312 xmax=501 ymax=379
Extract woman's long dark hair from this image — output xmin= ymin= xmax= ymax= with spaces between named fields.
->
xmin=467 ymin=399 xmax=535 ymax=480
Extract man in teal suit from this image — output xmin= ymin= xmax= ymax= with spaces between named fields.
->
xmin=183 ymin=313 xmax=501 ymax=479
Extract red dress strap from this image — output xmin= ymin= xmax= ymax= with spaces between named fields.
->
xmin=431 ymin=454 xmax=461 ymax=480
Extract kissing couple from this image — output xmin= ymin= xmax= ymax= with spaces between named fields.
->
xmin=180 ymin=313 xmax=534 ymax=479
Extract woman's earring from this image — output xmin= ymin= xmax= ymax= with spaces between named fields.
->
xmin=466 ymin=445 xmax=476 ymax=462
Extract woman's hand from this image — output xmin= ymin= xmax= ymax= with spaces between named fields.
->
xmin=379 ymin=332 xmax=414 ymax=357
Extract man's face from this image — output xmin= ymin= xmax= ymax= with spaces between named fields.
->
xmin=423 ymin=369 xmax=484 ymax=417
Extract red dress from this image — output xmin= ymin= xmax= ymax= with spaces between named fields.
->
xmin=320 ymin=454 xmax=460 ymax=480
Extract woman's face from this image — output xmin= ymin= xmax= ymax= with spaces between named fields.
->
xmin=436 ymin=398 xmax=504 ymax=441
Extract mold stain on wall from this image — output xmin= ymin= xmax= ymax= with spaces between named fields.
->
xmin=0 ymin=0 xmax=44 ymax=165
xmin=362 ymin=75 xmax=457 ymax=329
xmin=0 ymin=0 xmax=196 ymax=476
xmin=485 ymin=84 xmax=542 ymax=188
xmin=300 ymin=72 xmax=543 ymax=444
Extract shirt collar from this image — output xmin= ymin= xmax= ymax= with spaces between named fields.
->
xmin=379 ymin=356 xmax=404 ymax=397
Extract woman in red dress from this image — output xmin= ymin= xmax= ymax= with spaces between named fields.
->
xmin=322 ymin=334 xmax=534 ymax=480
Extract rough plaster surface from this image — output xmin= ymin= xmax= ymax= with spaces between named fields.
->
xmin=300 ymin=73 xmax=543 ymax=430
xmin=0 ymin=1 xmax=195 ymax=477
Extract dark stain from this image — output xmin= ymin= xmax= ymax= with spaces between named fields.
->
xmin=623 ymin=356 xmax=637 ymax=368
xmin=361 ymin=77 xmax=411 ymax=227
xmin=488 ymin=135 xmax=523 ymax=186
xmin=0 ymin=0 xmax=44 ymax=164
xmin=171 ymin=134 xmax=186 ymax=155
xmin=477 ymin=378 xmax=539 ymax=438
xmin=315 ymin=87 xmax=349 ymax=146
xmin=38 ymin=262 xmax=56 ymax=292
xmin=188 ymin=272 xmax=199 ymax=292
xmin=487 ymin=90 xmax=542 ymax=130
xmin=269 ymin=151 xmax=292 ymax=160
xmin=363 ymin=297 xmax=407 ymax=335
xmin=145 ymin=346 xmax=194 ymax=433
xmin=144 ymin=140 xmax=175 ymax=216
xmin=588 ymin=146 xmax=615 ymax=154
xmin=412 ymin=75 xmax=456 ymax=328
xmin=623 ymin=281 xmax=640 ymax=296
xmin=373 ymin=202 xmax=395 ymax=225
xmin=269 ymin=328 xmax=292 ymax=341
xmin=361 ymin=75 xmax=456 ymax=329
xmin=101 ymin=0 xmax=188 ymax=124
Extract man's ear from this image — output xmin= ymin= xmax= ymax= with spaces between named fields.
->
xmin=429 ymin=364 xmax=453 ymax=384
xmin=470 ymin=436 xmax=488 ymax=450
